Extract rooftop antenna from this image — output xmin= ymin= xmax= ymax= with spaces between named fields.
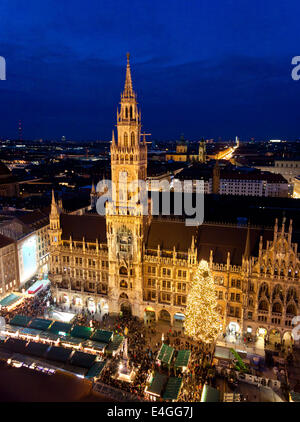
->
xmin=18 ymin=120 xmax=22 ymax=141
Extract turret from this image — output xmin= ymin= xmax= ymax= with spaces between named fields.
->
xmin=274 ymin=218 xmax=278 ymax=242
xmin=288 ymin=219 xmax=293 ymax=245
xmin=49 ymin=190 xmax=62 ymax=245
xmin=243 ymin=224 xmax=251 ymax=261
xmin=90 ymin=181 xmax=97 ymax=209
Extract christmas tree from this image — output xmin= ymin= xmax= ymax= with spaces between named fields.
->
xmin=184 ymin=260 xmax=220 ymax=343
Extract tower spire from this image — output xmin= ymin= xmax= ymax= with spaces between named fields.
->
xmin=50 ymin=189 xmax=59 ymax=217
xmin=243 ymin=223 xmax=251 ymax=260
xmin=123 ymin=52 xmax=134 ymax=98
xmin=51 ymin=189 xmax=55 ymax=205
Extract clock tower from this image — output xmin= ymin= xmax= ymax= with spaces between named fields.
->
xmin=106 ymin=54 xmax=148 ymax=318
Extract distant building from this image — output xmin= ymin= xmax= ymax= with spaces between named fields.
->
xmin=0 ymin=209 xmax=50 ymax=286
xmin=218 ymin=170 xmax=288 ymax=197
xmin=254 ymin=160 xmax=300 ymax=184
xmin=293 ymin=175 xmax=300 ymax=198
xmin=0 ymin=234 xmax=19 ymax=299
xmin=0 ymin=161 xmax=19 ymax=197
xmin=174 ymin=162 xmax=289 ymax=197
xmin=166 ymin=136 xmax=206 ymax=163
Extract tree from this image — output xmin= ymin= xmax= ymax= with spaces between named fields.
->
xmin=184 ymin=260 xmax=220 ymax=344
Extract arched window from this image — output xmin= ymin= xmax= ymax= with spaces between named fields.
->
xmin=124 ymin=132 xmax=128 ymax=147
xmin=258 ymin=300 xmax=269 ymax=311
xmin=119 ymin=266 xmax=128 ymax=275
xmin=286 ymin=303 xmax=297 ymax=316
xmin=131 ymin=132 xmax=135 ymax=147
xmin=258 ymin=283 xmax=270 ymax=300
xmin=125 ymin=107 xmax=128 ymax=118
xmin=272 ymin=284 xmax=284 ymax=302
xmin=287 ymin=286 xmax=298 ymax=304
xmin=272 ymin=302 xmax=282 ymax=314
xmin=130 ymin=106 xmax=133 ymax=119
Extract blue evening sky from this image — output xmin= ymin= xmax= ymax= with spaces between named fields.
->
xmin=0 ymin=0 xmax=300 ymax=141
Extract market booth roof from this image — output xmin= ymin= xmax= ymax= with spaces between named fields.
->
xmin=45 ymin=345 xmax=72 ymax=363
xmin=29 ymin=318 xmax=53 ymax=331
xmin=146 ymin=372 xmax=168 ymax=397
xmin=18 ymin=327 xmax=42 ymax=338
xmin=2 ymin=324 xmax=19 ymax=335
xmin=174 ymin=350 xmax=191 ymax=369
xmin=3 ymin=337 xmax=28 ymax=354
xmin=69 ymin=351 xmax=96 ymax=369
xmin=48 ymin=321 xmax=73 ymax=336
xmin=26 ymin=341 xmax=49 ymax=358
xmin=163 ymin=377 xmax=183 ymax=401
xmin=86 ymin=361 xmax=106 ymax=379
xmin=39 ymin=332 xmax=60 ymax=342
xmin=91 ymin=329 xmax=113 ymax=344
xmin=10 ymin=315 xmax=32 ymax=327
xmin=83 ymin=340 xmax=107 ymax=354
xmin=157 ymin=343 xmax=174 ymax=365
xmin=106 ymin=335 xmax=124 ymax=355
xmin=0 ymin=293 xmax=23 ymax=309
xmin=70 ymin=325 xmax=92 ymax=340
xmin=60 ymin=336 xmax=83 ymax=347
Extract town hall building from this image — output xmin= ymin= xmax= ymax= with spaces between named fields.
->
xmin=49 ymin=55 xmax=300 ymax=346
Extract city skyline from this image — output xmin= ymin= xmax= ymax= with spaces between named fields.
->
xmin=1 ymin=1 xmax=300 ymax=141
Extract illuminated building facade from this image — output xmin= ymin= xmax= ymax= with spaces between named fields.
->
xmin=49 ymin=56 xmax=300 ymax=345
xmin=0 ymin=235 xmax=18 ymax=298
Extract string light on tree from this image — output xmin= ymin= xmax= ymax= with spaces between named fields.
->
xmin=184 ymin=259 xmax=220 ymax=344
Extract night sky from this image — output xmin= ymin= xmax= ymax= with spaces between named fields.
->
xmin=1 ymin=0 xmax=300 ymax=141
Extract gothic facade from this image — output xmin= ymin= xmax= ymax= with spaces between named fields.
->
xmin=49 ymin=56 xmax=300 ymax=344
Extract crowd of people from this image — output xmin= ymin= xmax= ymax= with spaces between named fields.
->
xmin=0 ymin=283 xmax=295 ymax=402
xmin=0 ymin=290 xmax=232 ymax=402
xmin=71 ymin=310 xmax=214 ymax=401
xmin=0 ymin=288 xmax=51 ymax=323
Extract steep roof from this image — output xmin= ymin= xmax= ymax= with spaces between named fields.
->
xmin=197 ymin=223 xmax=273 ymax=265
xmin=60 ymin=213 xmax=107 ymax=243
xmin=145 ymin=219 xmax=274 ymax=266
xmin=145 ymin=219 xmax=197 ymax=252
xmin=0 ymin=233 xmax=14 ymax=248
xmin=16 ymin=210 xmax=49 ymax=228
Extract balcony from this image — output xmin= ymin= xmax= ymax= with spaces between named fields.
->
xmin=257 ymin=310 xmax=268 ymax=315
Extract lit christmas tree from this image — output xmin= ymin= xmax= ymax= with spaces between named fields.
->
xmin=184 ymin=260 xmax=220 ymax=344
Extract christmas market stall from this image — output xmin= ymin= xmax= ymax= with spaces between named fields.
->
xmin=144 ymin=371 xmax=183 ymax=402
xmin=0 ymin=293 xmax=25 ymax=311
xmin=144 ymin=372 xmax=168 ymax=401
xmin=105 ymin=334 xmax=124 ymax=357
xmin=156 ymin=343 xmax=174 ymax=368
xmin=174 ymin=349 xmax=191 ymax=373
xmin=163 ymin=377 xmax=183 ymax=402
